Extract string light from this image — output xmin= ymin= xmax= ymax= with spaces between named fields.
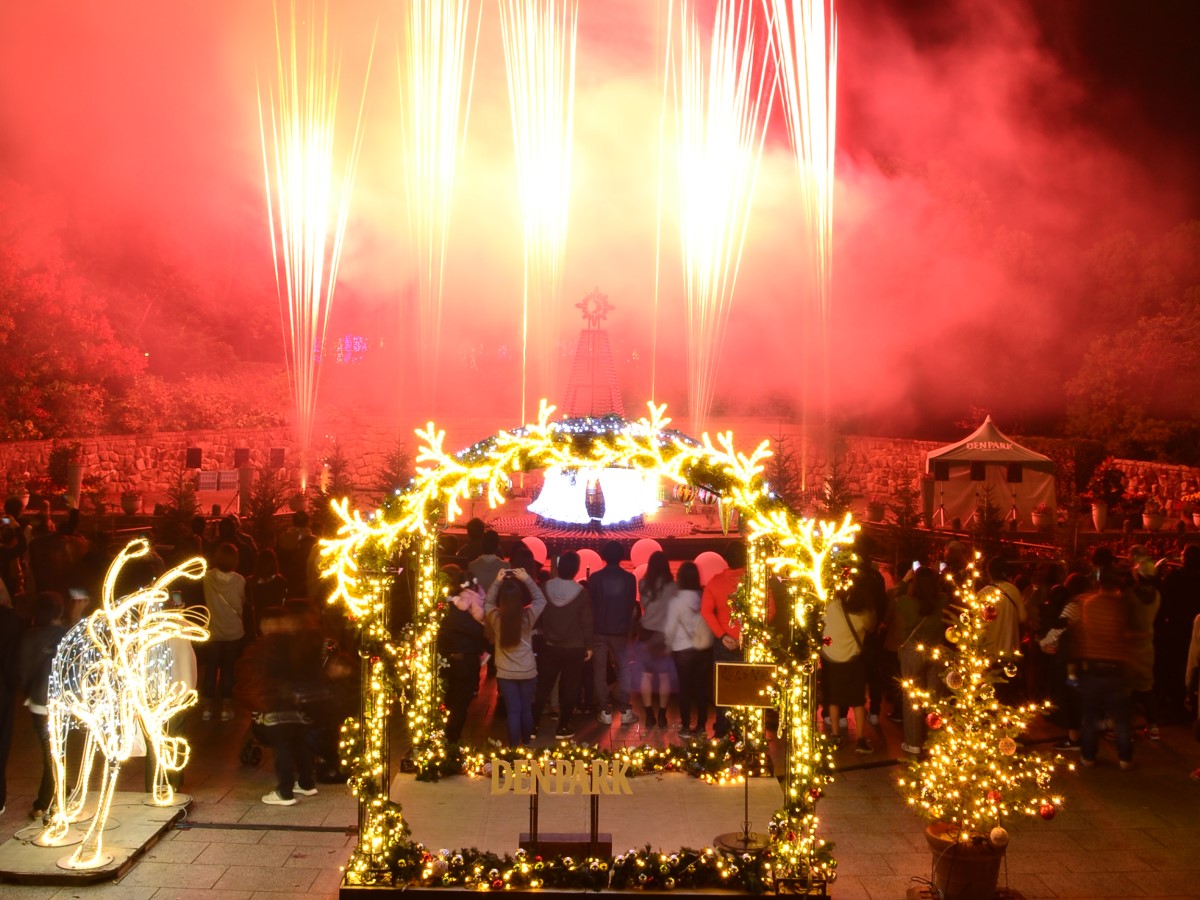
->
xmin=322 ymin=400 xmax=852 ymax=887
xmin=897 ymin=557 xmax=1070 ymax=839
xmin=39 ymin=541 xmax=210 ymax=869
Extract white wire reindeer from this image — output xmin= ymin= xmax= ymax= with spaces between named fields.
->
xmin=38 ymin=540 xmax=210 ymax=869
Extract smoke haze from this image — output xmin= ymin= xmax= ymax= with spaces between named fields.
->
xmin=0 ymin=0 xmax=1195 ymax=438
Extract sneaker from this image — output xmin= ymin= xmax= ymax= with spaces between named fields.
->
xmin=1054 ymin=738 xmax=1081 ymax=751
xmin=868 ymin=713 xmax=880 ymax=726
xmin=620 ymin=709 xmax=639 ymax=726
xmin=1080 ymin=757 xmax=1097 ymax=768
xmin=261 ymin=790 xmax=297 ymax=806
xmin=1119 ymin=760 xmax=1134 ymax=771
xmin=29 ymin=808 xmax=46 ymax=821
xmin=1148 ymin=725 xmax=1161 ymax=741
xmin=201 ymin=707 xmax=213 ymax=722
xmin=597 ymin=709 xmax=613 ymax=725
xmin=554 ymin=724 xmax=574 ymax=739
xmin=888 ymin=711 xmax=904 ymax=724
xmin=854 ymin=738 xmax=873 ymax=755
xmin=838 ymin=717 xmax=848 ymax=729
xmin=293 ymin=784 xmax=318 ymax=797
xmin=644 ymin=708 xmax=657 ymax=728
xmin=900 ymin=743 xmax=922 ymax=756
xmin=678 ymin=728 xmax=694 ymax=740
xmin=220 ymin=708 xmax=235 ymax=722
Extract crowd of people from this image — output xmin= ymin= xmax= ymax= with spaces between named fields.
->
xmin=0 ymin=500 xmax=352 ymax=815
xmin=438 ymin=522 xmax=757 ymax=747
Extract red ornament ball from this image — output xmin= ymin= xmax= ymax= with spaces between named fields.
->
xmin=986 ymin=789 xmax=1002 ymax=804
xmin=491 ymin=879 xmax=504 ymax=890
xmin=982 ymin=604 xmax=998 ymax=622
xmin=787 ymin=831 xmax=797 ymax=842
xmin=926 ymin=712 xmax=943 ymax=730
xmin=808 ymin=788 xmax=822 ymax=801
xmin=822 ymin=636 xmax=833 ymax=646
xmin=1039 ymin=802 xmax=1057 ymax=820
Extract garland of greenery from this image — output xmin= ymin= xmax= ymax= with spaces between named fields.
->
xmin=322 ymin=402 xmax=858 ymax=889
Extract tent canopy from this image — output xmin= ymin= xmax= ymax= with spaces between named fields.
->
xmin=925 ymin=417 xmax=1054 ymax=471
xmin=923 ymin=417 xmax=1057 ymax=525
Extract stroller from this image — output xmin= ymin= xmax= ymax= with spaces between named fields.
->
xmin=238 ymin=634 xmax=341 ymax=770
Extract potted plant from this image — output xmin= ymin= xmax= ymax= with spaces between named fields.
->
xmin=5 ymin=472 xmax=30 ymax=511
xmin=1083 ymin=458 xmax=1125 ymax=532
xmin=1141 ymin=497 xmax=1165 ymax=532
xmin=1183 ymin=491 xmax=1200 ymax=529
xmin=1030 ymin=502 xmax=1053 ymax=532
xmin=80 ymin=474 xmax=110 ymax=516
xmin=898 ymin=562 xmax=1067 ymax=899
xmin=120 ymin=489 xmax=143 ymax=516
xmin=865 ymin=497 xmax=886 ymax=523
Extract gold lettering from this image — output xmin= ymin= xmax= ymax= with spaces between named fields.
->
xmin=532 ymin=760 xmax=555 ymax=794
xmin=513 ymin=759 xmax=531 ymax=795
xmin=610 ymin=759 xmax=632 ymax=795
xmin=592 ymin=760 xmax=611 ymax=794
xmin=491 ymin=760 xmax=513 ymax=795
xmin=570 ymin=760 xmax=591 ymax=794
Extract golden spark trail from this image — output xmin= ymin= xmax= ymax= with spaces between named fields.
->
xmin=258 ymin=1 xmax=374 ymax=488
xmin=763 ymin=0 xmax=837 ymax=455
xmin=499 ymin=0 xmax=579 ymax=426
xmin=668 ymin=0 xmax=774 ymax=435
xmin=399 ymin=0 xmax=481 ymax=409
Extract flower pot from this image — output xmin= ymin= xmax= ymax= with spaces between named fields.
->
xmin=1031 ymin=512 xmax=1052 ymax=532
xmin=120 ymin=493 xmax=142 ymax=516
xmin=924 ymin=823 xmax=1005 ymax=900
xmin=1091 ymin=502 xmax=1108 ymax=532
xmin=1143 ymin=513 xmax=1164 ymax=532
xmin=1193 ymin=512 xmax=1200 ymax=530
xmin=865 ymin=504 xmax=885 ymax=523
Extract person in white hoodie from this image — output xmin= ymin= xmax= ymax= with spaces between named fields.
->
xmin=532 ymin=552 xmax=593 ymax=738
xmin=201 ymin=542 xmax=247 ymax=722
xmin=664 ymin=561 xmax=712 ymax=738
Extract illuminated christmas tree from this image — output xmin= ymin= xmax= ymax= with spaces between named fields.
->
xmin=898 ymin=561 xmax=1068 ymax=848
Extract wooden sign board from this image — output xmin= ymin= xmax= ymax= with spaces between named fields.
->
xmin=714 ymin=662 xmax=777 ymax=708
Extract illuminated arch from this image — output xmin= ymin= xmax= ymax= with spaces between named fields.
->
xmin=322 ymin=401 xmax=858 ymax=890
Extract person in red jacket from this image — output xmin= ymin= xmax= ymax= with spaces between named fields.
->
xmin=701 ymin=543 xmax=769 ymax=739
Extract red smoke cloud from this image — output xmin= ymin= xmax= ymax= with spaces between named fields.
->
xmin=0 ymin=1 xmax=1192 ymax=436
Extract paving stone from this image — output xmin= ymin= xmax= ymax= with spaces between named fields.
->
xmin=213 ymin=865 xmax=318 ymax=893
xmin=1035 ymin=870 xmax=1146 ymax=897
xmin=118 ymin=861 xmax=229 ymax=889
xmin=195 ymin=842 xmax=297 ymax=867
xmin=259 ymin=830 xmax=354 ymax=847
xmin=857 ymin=873 xmax=927 ymax=899
xmin=51 ymin=885 xmax=157 ymax=899
xmin=148 ymin=891 xmax=254 ymax=900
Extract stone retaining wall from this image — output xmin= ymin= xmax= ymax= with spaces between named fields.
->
xmin=3 ymin=422 xmax=1197 ymax=510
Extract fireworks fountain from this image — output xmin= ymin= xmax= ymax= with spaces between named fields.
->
xmin=667 ymin=0 xmax=774 ymax=435
xmin=399 ymin=0 xmax=482 ymax=411
xmin=258 ymin=1 xmax=374 ymax=488
xmin=498 ymin=0 xmax=580 ymax=426
xmin=764 ymin=0 xmax=838 ymax=481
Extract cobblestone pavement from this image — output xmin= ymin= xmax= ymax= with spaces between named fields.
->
xmin=2 ymin=693 xmax=1199 ymax=899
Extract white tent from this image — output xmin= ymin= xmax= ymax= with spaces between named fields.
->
xmin=923 ymin=417 xmax=1056 ymax=527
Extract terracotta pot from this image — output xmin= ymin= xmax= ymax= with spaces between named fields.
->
xmin=288 ymin=493 xmax=308 ymax=513
xmin=866 ymin=504 xmax=885 ymax=523
xmin=1193 ymin=512 xmax=1200 ymax=530
xmin=924 ymin=823 xmax=1005 ymax=900
xmin=1031 ymin=512 xmax=1052 ymax=532
xmin=120 ymin=493 xmax=142 ymax=516
xmin=1091 ymin=502 xmax=1108 ymax=532
xmin=1142 ymin=513 xmax=1164 ymax=532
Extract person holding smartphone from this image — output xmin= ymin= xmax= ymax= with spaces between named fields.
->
xmin=483 ymin=567 xmax=546 ymax=746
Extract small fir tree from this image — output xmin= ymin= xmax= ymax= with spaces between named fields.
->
xmin=897 ymin=560 xmax=1066 ymax=843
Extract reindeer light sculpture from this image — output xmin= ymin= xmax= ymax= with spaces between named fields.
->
xmin=37 ymin=540 xmax=210 ymax=869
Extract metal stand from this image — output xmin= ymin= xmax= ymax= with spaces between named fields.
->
xmin=932 ymin=485 xmax=948 ymax=528
xmin=713 ymin=772 xmax=767 ymax=852
xmin=519 ymin=765 xmax=611 ymax=858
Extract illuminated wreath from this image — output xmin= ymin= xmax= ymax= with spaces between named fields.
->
xmin=321 ymin=401 xmax=858 ymax=890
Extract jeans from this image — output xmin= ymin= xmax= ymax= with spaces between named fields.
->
xmin=898 ymin=643 xmax=939 ymax=749
xmin=201 ymin=639 xmax=242 ymax=699
xmin=672 ymin=648 xmax=712 ymax=732
xmin=534 ymin=645 xmax=587 ymax=728
xmin=497 ymin=677 xmax=537 ymax=746
xmin=593 ymin=634 xmax=631 ymax=711
xmin=1079 ymin=671 xmax=1132 ymax=763
xmin=264 ymin=721 xmax=316 ymax=799
xmin=31 ymin=713 xmax=54 ymax=811
xmin=712 ymin=641 xmax=742 ymax=737
xmin=443 ymin=654 xmax=482 ymax=744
